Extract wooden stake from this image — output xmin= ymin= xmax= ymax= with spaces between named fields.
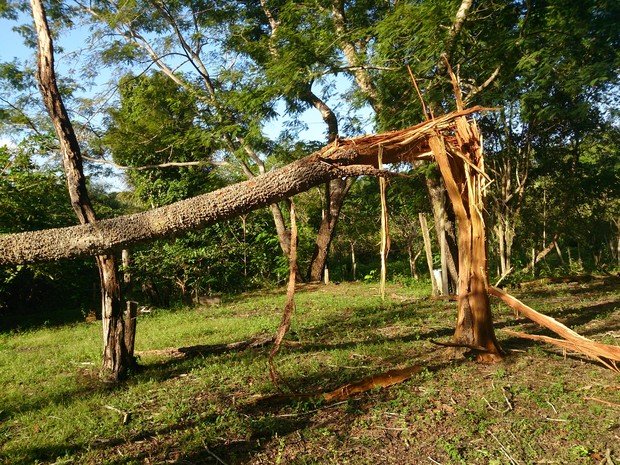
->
xmin=419 ymin=212 xmax=439 ymax=296
xmin=378 ymin=146 xmax=390 ymax=301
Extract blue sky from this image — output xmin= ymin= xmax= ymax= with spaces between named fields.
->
xmin=1 ymin=11 xmax=374 ymax=191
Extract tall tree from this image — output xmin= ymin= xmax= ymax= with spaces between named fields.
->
xmin=29 ymin=0 xmax=132 ymax=380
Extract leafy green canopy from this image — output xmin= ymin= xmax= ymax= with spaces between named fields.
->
xmin=104 ymin=72 xmax=223 ymax=207
xmin=0 ymin=145 xmax=99 ymax=320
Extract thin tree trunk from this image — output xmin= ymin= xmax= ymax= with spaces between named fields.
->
xmin=307 ymin=177 xmax=353 ymax=281
xmin=554 ymin=241 xmax=565 ymax=266
xmin=378 ymin=148 xmax=390 ymax=300
xmin=30 ymin=0 xmax=130 ymax=380
xmin=350 ymin=241 xmax=357 ymax=281
xmin=496 ymin=223 xmax=506 ymax=276
xmin=419 ymin=212 xmax=439 ymax=296
xmin=521 ymin=235 xmax=559 ymax=274
xmin=303 ymin=87 xmax=352 ymax=283
xmin=407 ymin=243 xmax=422 ymax=280
xmin=269 ymin=202 xmax=292 ymax=257
xmin=124 ymin=300 xmax=138 ymax=367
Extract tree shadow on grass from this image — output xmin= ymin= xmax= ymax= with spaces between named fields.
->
xmin=95 ymin=358 xmax=462 ymax=465
xmin=508 ymin=275 xmax=620 ymax=300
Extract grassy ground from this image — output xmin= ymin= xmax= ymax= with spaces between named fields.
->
xmin=0 ymin=277 xmax=619 ymax=465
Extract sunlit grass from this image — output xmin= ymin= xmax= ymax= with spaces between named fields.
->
xmin=0 ymin=278 xmax=619 ymax=464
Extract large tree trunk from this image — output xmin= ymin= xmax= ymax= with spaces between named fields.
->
xmin=30 ymin=0 xmax=131 ymax=380
xmin=0 ymin=107 xmax=487 ymax=266
xmin=0 ymin=149 xmax=378 ymax=265
xmin=429 ymin=119 xmax=503 ymax=362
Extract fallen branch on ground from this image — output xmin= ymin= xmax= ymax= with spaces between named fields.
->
xmin=489 ymin=286 xmax=620 ymax=373
xmin=322 ymin=365 xmax=423 ymax=402
xmin=248 ymin=365 xmax=424 ymax=406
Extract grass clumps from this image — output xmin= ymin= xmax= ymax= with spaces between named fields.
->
xmin=1 ymin=278 xmax=619 ymax=464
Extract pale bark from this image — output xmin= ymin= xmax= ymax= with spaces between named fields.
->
xmin=350 ymin=241 xmax=357 ymax=280
xmin=30 ymin=0 xmax=130 ymax=381
xmin=0 ymin=151 xmax=379 ymax=265
xmin=419 ymin=212 xmax=439 ymax=296
xmin=1 ymin=107 xmax=486 ymax=266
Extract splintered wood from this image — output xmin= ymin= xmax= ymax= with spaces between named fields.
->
xmin=489 ymin=286 xmax=620 ymax=373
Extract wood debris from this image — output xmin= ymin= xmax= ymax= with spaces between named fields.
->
xmin=489 ymin=286 xmax=620 ymax=373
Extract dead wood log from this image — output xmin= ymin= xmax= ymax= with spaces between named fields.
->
xmin=323 ymin=365 xmax=423 ymax=402
xmin=489 ymin=286 xmax=620 ymax=372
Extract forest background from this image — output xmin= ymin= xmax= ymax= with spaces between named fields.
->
xmin=0 ymin=0 xmax=618 ymax=326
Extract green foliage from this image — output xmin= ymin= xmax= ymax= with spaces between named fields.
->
xmin=104 ymin=71 xmax=222 ymax=207
xmin=0 ymin=0 xmax=618 ymax=317
xmin=130 ymin=211 xmax=286 ymax=305
xmin=1 ymin=280 xmax=619 ymax=463
xmin=0 ymin=145 xmax=100 ymax=321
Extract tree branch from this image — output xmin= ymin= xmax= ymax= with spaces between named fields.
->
xmin=81 ymin=154 xmax=230 ymax=171
xmin=0 ymin=108 xmax=486 ymax=265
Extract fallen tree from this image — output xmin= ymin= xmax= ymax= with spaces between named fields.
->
xmin=1 ymin=105 xmax=508 ymax=363
xmin=0 ymin=108 xmax=482 ymax=266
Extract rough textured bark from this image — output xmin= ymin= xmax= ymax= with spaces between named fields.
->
xmin=30 ymin=0 xmax=130 ymax=380
xmin=0 ymin=107 xmax=485 ymax=266
xmin=0 ymin=150 xmax=376 ymax=265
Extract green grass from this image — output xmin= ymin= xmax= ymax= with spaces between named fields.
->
xmin=0 ymin=278 xmax=619 ymax=464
